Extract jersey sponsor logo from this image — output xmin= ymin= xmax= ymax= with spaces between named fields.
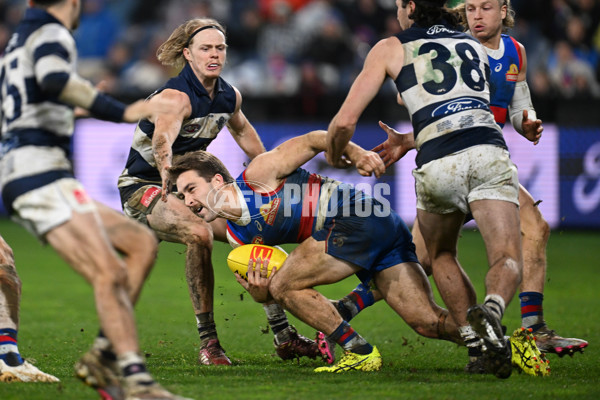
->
xmin=260 ymin=198 xmax=281 ymax=226
xmin=506 ymin=64 xmax=519 ymax=82
xmin=494 ymin=63 xmax=503 ymax=72
xmin=254 ymin=220 xmax=263 ymax=232
xmin=426 ymin=25 xmax=454 ymax=35
xmin=73 ymin=188 xmax=91 ymax=205
xmin=332 ymin=233 xmax=346 ymax=248
xmin=250 ymin=244 xmax=273 ymax=261
xmin=183 ymin=124 xmax=201 ymax=134
xmin=141 ymin=187 xmax=161 ymax=207
xmin=432 ymin=97 xmax=487 ymax=117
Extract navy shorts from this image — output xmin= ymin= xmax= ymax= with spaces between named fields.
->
xmin=312 ymin=205 xmax=418 ymax=283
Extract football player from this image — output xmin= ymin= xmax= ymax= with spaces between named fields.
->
xmin=0 ymin=1 xmax=187 ymax=398
xmin=326 ymin=0 xmax=537 ymax=379
xmin=334 ymin=0 xmax=587 ymax=370
xmin=168 ymin=130 xmax=464 ymax=373
xmin=117 ymin=17 xmax=320 ymax=367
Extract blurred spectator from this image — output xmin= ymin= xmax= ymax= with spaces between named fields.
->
xmin=0 ymin=0 xmax=24 ymax=33
xmin=227 ymin=6 xmax=264 ymax=64
xmin=565 ymin=15 xmax=599 ymax=69
xmin=549 ymin=40 xmax=600 ymax=98
xmin=3 ymin=0 xmax=597 ymax=117
xmin=302 ymin=14 xmax=355 ymax=92
xmin=257 ymin=0 xmax=306 ymax=62
xmin=74 ymin=0 xmax=122 ymax=82
xmin=74 ymin=0 xmax=121 ymax=58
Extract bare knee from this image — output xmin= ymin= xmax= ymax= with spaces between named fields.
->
xmin=0 ymin=263 xmax=21 ymax=294
xmin=137 ymin=225 xmax=159 ymax=263
xmin=269 ymin=273 xmax=291 ymax=306
xmin=521 ymin=206 xmax=550 ymax=245
xmin=186 ymin=225 xmax=214 ymax=249
xmin=91 ymin=259 xmax=129 ymax=294
xmin=0 ymin=236 xmax=15 ymax=266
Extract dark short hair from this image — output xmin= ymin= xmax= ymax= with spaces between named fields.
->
xmin=169 ymin=151 xmax=234 ymax=187
xmin=401 ymin=0 xmax=461 ymax=29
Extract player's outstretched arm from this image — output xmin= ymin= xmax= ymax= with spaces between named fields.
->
xmin=372 ymin=121 xmax=416 ymax=168
xmin=327 ymin=37 xmax=403 ymax=166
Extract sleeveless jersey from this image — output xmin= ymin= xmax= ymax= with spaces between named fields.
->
xmin=226 ymin=167 xmax=368 ymax=247
xmin=486 ymin=34 xmax=522 ymax=127
xmin=393 ymin=23 xmax=506 ymax=168
xmin=117 ymin=63 xmax=237 ymax=189
xmin=0 ymin=8 xmax=78 ymax=211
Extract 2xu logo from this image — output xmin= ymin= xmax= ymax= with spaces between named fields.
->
xmin=573 ymin=141 xmax=600 ymax=214
xmin=250 ymin=245 xmax=274 ymax=262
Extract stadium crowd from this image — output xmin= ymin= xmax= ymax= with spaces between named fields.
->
xmin=1 ymin=0 xmax=599 ymax=112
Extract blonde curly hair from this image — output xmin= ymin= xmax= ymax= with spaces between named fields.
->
xmin=157 ymin=18 xmax=226 ymax=71
xmin=453 ymin=0 xmax=515 ymax=32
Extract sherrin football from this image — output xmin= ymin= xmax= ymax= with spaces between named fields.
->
xmin=226 ymin=244 xmax=288 ymax=280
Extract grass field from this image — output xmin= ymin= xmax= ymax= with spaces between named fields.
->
xmin=0 ymin=218 xmax=598 ymax=400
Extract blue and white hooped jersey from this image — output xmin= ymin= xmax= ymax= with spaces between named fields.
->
xmin=0 ymin=8 xmax=78 ymax=211
xmin=226 ymin=167 xmax=368 ymax=247
xmin=118 ymin=63 xmax=237 ymax=189
xmin=486 ymin=34 xmax=522 ymax=127
xmin=393 ymin=23 xmax=506 ymax=168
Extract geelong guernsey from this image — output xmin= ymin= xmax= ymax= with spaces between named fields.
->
xmin=118 ymin=63 xmax=237 ymax=189
xmin=0 ymin=8 xmax=78 ymax=212
xmin=393 ymin=22 xmax=506 ymax=168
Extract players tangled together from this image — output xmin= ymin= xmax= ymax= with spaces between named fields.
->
xmin=0 ymin=0 xmax=589 ymax=399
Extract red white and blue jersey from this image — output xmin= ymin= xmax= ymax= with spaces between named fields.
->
xmin=226 ymin=167 xmax=345 ymax=246
xmin=226 ymin=167 xmax=419 ymax=278
xmin=487 ymin=34 xmax=522 ymax=127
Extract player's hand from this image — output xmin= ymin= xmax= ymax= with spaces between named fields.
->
xmin=354 ymin=150 xmax=385 ymax=178
xmin=235 ymin=257 xmax=276 ymax=303
xmin=160 ymin=166 xmax=172 ymax=201
xmin=521 ymin=110 xmax=543 ymax=145
xmin=372 ymin=121 xmax=415 ymax=168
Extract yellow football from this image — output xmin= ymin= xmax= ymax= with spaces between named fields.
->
xmin=226 ymin=244 xmax=288 ymax=280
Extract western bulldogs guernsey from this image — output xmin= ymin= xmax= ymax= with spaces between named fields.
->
xmin=0 ymin=8 xmax=78 ymax=212
xmin=226 ymin=168 xmax=359 ymax=247
xmin=486 ymin=34 xmax=522 ymax=127
xmin=226 ymin=167 xmax=419 ymax=278
xmin=393 ymin=23 xmax=506 ymax=168
xmin=118 ymin=63 xmax=236 ymax=191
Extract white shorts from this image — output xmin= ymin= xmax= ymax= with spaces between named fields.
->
xmin=10 ymin=178 xmax=97 ymax=241
xmin=413 ymin=145 xmax=519 ymax=214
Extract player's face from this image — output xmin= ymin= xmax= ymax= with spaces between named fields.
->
xmin=184 ymin=28 xmax=227 ymax=82
xmin=177 ymin=170 xmax=221 ymax=223
xmin=396 ymin=0 xmax=414 ymax=31
xmin=465 ymin=0 xmax=506 ymax=44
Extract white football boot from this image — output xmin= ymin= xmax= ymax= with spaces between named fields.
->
xmin=0 ymin=359 xmax=60 ymax=382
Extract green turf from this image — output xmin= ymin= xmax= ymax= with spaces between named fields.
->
xmin=0 ymin=219 xmax=598 ymax=399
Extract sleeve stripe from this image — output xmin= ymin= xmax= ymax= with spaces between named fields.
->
xmin=33 ymin=42 xmax=70 ymax=64
xmin=40 ymin=72 xmax=70 ymax=97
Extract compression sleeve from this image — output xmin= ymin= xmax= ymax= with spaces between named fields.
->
xmin=508 ymin=81 xmax=537 ymax=135
xmin=56 ymin=74 xmax=125 ymax=121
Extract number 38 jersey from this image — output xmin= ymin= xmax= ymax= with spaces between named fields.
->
xmin=393 ymin=23 xmax=506 ymax=168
